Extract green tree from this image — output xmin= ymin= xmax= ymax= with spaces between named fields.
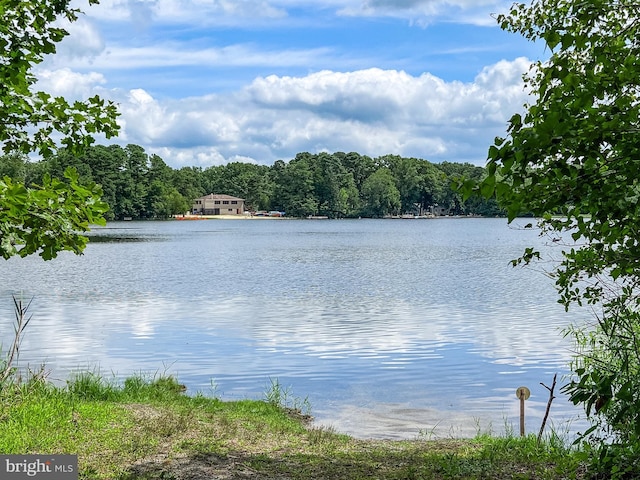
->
xmin=117 ymin=144 xmax=149 ymax=219
xmin=172 ymin=166 xmax=205 ymax=206
xmin=244 ymin=166 xmax=275 ymax=211
xmin=164 ymin=188 xmax=190 ymax=216
xmin=441 ymin=161 xmax=494 ymax=215
xmin=334 ymin=152 xmax=377 ymax=192
xmin=0 ymin=153 xmax=27 ymax=181
xmin=81 ymin=145 xmax=123 ymax=219
xmin=203 ymin=162 xmax=273 ymax=211
xmin=145 ymin=181 xmax=188 ymax=217
xmin=147 ymin=154 xmax=173 ymax=186
xmin=0 ymin=0 xmax=119 ymax=259
xmin=463 ymin=1 xmax=640 ymax=474
xmin=23 ymin=158 xmax=48 ymax=186
xmin=360 ymin=168 xmax=401 ymax=217
xmin=312 ymin=153 xmax=359 ymax=218
xmin=415 ymin=159 xmax=447 ymax=214
xmin=145 ymin=154 xmax=189 ymax=217
xmin=272 ymin=154 xmax=318 ymax=217
xmin=380 ymin=155 xmax=422 ymax=214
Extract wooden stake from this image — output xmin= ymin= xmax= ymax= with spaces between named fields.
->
xmin=516 ymin=386 xmax=530 ymax=437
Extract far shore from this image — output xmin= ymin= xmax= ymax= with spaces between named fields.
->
xmin=174 ymin=213 xmax=288 ymax=220
xmin=171 ymin=214 xmax=491 ymax=221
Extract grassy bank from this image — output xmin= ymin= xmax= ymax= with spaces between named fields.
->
xmin=0 ymin=373 xmax=586 ymax=479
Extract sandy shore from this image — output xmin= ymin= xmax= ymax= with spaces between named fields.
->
xmin=175 ymin=214 xmax=287 ymax=220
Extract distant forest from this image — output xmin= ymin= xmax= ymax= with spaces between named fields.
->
xmin=0 ymin=145 xmax=501 ymax=220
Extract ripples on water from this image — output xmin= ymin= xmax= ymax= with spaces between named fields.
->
xmin=0 ymin=218 xmax=590 ymax=439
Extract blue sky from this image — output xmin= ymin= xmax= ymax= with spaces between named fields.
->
xmin=38 ymin=0 xmax=545 ymax=168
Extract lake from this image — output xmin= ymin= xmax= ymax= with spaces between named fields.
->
xmin=0 ymin=217 xmax=590 ymax=439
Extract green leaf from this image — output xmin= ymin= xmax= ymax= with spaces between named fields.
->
xmin=479 ymin=175 xmax=496 ymax=198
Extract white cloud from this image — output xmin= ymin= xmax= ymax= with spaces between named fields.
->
xmin=246 ymin=63 xmax=529 ymax=128
xmin=476 ymin=57 xmax=530 ymax=92
xmin=54 ymin=14 xmax=105 ymax=59
xmin=155 ymin=0 xmax=286 ymax=23
xmin=40 ymin=0 xmax=537 ymax=167
xmin=339 ymin=0 xmax=514 ymax=26
xmin=77 ymin=0 xmax=287 ymax=26
xmin=102 ymin=59 xmax=530 ymax=167
xmin=150 ymin=147 xmax=229 ymax=167
xmin=75 ymin=0 xmax=515 ymax=31
xmin=34 ymin=68 xmax=108 ymax=100
xmin=118 ymin=89 xmax=172 ymax=143
xmin=46 ymin=41 xmax=334 ymax=74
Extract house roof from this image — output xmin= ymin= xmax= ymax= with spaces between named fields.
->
xmin=196 ymin=194 xmax=245 ymax=201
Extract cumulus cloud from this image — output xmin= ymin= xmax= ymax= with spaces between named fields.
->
xmin=339 ymin=0 xmax=513 ymax=25
xmin=126 ymin=0 xmax=157 ymax=31
xmin=79 ymin=0 xmax=287 ymax=26
xmin=118 ymin=89 xmax=171 ymax=143
xmin=34 ymin=68 xmax=108 ymax=100
xmin=249 ymin=62 xmax=528 ymax=141
xmin=53 ymin=15 xmax=105 ymax=60
xmin=150 ymin=147 xmax=229 ymax=166
xmin=104 ymin=59 xmax=530 ymax=167
xmin=74 ymin=0 xmax=511 ymax=28
xmin=39 ymin=1 xmax=538 ymax=167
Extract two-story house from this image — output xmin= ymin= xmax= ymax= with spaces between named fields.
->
xmin=192 ymin=194 xmax=245 ymax=215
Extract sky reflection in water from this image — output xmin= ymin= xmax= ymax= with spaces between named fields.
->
xmin=0 ymin=218 xmax=590 ymax=439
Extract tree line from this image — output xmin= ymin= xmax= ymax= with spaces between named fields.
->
xmin=0 ymin=146 xmax=501 ymax=220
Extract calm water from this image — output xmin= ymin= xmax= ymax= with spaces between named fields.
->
xmin=0 ymin=218 xmax=590 ymax=439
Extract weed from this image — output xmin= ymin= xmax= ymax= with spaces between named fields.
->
xmin=208 ymin=378 xmax=219 ymax=398
xmin=263 ymin=377 xmax=311 ymax=417
xmin=67 ymin=370 xmax=118 ymax=400
xmin=263 ymin=377 xmax=289 ymax=407
xmin=417 ymin=421 xmax=442 ymax=440
xmin=307 ymin=425 xmax=342 ymax=445
xmin=0 ymin=296 xmax=34 ymax=384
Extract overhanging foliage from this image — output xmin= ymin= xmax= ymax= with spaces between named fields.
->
xmin=458 ymin=0 xmax=640 ymax=476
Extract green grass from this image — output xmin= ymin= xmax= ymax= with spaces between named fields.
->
xmin=0 ymin=373 xmax=588 ymax=480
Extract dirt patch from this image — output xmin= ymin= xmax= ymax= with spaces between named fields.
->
xmin=126 ymin=453 xmax=276 ymax=480
xmin=121 ymin=403 xmax=295 ymax=479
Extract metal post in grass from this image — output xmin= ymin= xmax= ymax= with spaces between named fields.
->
xmin=516 ymin=386 xmax=530 ymax=437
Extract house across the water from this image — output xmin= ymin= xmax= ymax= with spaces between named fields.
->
xmin=192 ymin=194 xmax=245 ymax=215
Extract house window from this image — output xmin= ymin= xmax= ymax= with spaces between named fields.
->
xmin=214 ymin=201 xmax=220 ymax=204
xmin=223 ymin=201 xmax=229 ymax=204
xmin=231 ymin=201 xmax=238 ymax=204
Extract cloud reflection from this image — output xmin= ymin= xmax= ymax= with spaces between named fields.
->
xmin=0 ymin=219 xmax=589 ymax=438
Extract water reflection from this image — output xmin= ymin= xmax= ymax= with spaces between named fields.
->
xmin=0 ymin=218 xmax=589 ymax=439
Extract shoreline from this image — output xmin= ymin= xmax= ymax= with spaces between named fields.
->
xmin=172 ymin=214 xmax=492 ymax=221
xmin=174 ymin=214 xmax=288 ymax=220
xmin=0 ymin=373 xmax=585 ymax=479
